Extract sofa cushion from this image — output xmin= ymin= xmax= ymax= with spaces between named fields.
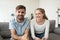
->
xmin=0 ymin=22 xmax=11 ymax=38
xmin=0 ymin=31 xmax=11 ymax=38
xmin=54 ymin=28 xmax=60 ymax=35
xmin=0 ymin=36 xmax=3 ymax=40
xmin=49 ymin=20 xmax=55 ymax=33
xmin=0 ymin=22 xmax=9 ymax=31
xmin=48 ymin=33 xmax=60 ymax=40
xmin=3 ymin=38 xmax=10 ymax=40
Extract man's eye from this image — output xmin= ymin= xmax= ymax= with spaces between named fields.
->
xmin=22 ymin=12 xmax=24 ymax=13
xmin=18 ymin=11 xmax=24 ymax=13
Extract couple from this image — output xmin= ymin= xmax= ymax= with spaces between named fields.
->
xmin=9 ymin=5 xmax=50 ymax=40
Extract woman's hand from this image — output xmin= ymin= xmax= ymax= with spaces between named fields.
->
xmin=34 ymin=37 xmax=41 ymax=40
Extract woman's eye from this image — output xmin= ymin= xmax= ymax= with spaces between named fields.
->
xmin=35 ymin=13 xmax=37 ymax=15
xmin=35 ymin=13 xmax=39 ymax=15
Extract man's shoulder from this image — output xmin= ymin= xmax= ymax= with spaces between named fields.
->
xmin=25 ymin=17 xmax=30 ymax=22
xmin=10 ymin=18 xmax=16 ymax=22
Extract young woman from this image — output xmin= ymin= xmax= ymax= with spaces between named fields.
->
xmin=30 ymin=8 xmax=50 ymax=40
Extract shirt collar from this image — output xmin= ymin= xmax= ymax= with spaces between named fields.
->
xmin=14 ymin=17 xmax=26 ymax=25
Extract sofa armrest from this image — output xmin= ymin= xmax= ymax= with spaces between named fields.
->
xmin=49 ymin=20 xmax=55 ymax=33
xmin=0 ymin=36 xmax=3 ymax=40
xmin=54 ymin=28 xmax=60 ymax=35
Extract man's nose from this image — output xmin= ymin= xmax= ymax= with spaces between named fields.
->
xmin=19 ymin=13 xmax=22 ymax=15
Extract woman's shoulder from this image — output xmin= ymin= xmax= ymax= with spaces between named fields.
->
xmin=31 ymin=18 xmax=35 ymax=22
xmin=45 ymin=19 xmax=50 ymax=24
xmin=30 ymin=19 xmax=36 ymax=24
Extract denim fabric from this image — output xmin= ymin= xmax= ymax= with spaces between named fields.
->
xmin=35 ymin=32 xmax=44 ymax=39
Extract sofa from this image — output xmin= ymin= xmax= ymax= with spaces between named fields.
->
xmin=48 ymin=20 xmax=60 ymax=40
xmin=0 ymin=22 xmax=11 ymax=40
xmin=0 ymin=20 xmax=60 ymax=40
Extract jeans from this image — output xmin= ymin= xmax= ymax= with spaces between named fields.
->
xmin=35 ymin=32 xmax=44 ymax=39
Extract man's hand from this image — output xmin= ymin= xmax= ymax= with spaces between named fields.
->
xmin=18 ymin=37 xmax=22 ymax=40
xmin=21 ymin=35 xmax=29 ymax=40
xmin=42 ymin=37 xmax=46 ymax=40
xmin=34 ymin=37 xmax=41 ymax=40
xmin=12 ymin=36 xmax=21 ymax=40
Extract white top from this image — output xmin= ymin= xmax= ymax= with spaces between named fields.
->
xmin=30 ymin=19 xmax=50 ymax=39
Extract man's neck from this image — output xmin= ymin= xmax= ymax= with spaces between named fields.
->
xmin=17 ymin=18 xmax=24 ymax=23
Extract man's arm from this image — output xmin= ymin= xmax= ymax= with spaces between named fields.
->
xmin=10 ymin=29 xmax=21 ymax=40
xmin=22 ymin=29 xmax=29 ymax=40
xmin=23 ymin=29 xmax=29 ymax=37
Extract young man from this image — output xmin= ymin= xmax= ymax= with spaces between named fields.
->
xmin=9 ymin=5 xmax=30 ymax=40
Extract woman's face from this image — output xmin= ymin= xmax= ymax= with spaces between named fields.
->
xmin=35 ymin=10 xmax=44 ymax=20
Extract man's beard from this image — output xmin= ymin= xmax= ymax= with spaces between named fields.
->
xmin=17 ymin=15 xmax=24 ymax=20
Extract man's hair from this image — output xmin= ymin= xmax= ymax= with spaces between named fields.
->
xmin=16 ymin=5 xmax=26 ymax=11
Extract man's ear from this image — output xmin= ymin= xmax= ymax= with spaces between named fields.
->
xmin=24 ymin=11 xmax=26 ymax=15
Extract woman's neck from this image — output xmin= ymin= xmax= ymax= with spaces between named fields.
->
xmin=36 ymin=18 xmax=45 ymax=25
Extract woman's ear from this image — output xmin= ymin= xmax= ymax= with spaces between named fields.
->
xmin=43 ymin=13 xmax=44 ymax=17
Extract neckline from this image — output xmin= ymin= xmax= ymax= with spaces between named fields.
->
xmin=35 ymin=19 xmax=46 ymax=26
xmin=15 ymin=17 xmax=26 ymax=25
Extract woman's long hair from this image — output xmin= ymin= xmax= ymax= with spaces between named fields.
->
xmin=36 ymin=8 xmax=48 ymax=20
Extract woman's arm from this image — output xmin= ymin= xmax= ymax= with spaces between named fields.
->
xmin=42 ymin=21 xmax=50 ymax=40
xmin=30 ymin=22 xmax=36 ymax=39
xmin=30 ymin=20 xmax=40 ymax=40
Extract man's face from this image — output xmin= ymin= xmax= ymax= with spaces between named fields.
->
xmin=16 ymin=9 xmax=26 ymax=20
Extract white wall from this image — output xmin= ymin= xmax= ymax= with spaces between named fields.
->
xmin=0 ymin=0 xmax=60 ymax=27
xmin=39 ymin=0 xmax=60 ymax=27
xmin=0 ymin=0 xmax=39 ymax=22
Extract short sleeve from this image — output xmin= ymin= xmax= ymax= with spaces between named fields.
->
xmin=26 ymin=19 xmax=30 ymax=29
xmin=27 ymin=23 xmax=30 ymax=29
xmin=9 ymin=19 xmax=15 ymax=29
